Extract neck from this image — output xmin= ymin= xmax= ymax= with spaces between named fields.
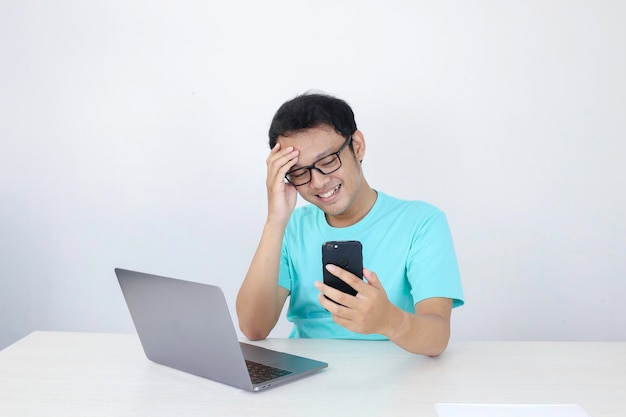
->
xmin=326 ymin=185 xmax=378 ymax=228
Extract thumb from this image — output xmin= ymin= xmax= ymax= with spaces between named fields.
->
xmin=363 ymin=268 xmax=382 ymax=289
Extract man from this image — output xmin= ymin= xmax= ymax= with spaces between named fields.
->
xmin=236 ymin=93 xmax=464 ymax=356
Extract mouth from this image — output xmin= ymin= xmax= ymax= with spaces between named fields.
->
xmin=317 ymin=184 xmax=341 ymax=200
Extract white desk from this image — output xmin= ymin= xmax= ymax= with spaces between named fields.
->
xmin=0 ymin=332 xmax=624 ymax=417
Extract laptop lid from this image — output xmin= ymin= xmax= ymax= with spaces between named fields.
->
xmin=115 ymin=268 xmax=327 ymax=391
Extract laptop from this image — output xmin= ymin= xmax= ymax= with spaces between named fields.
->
xmin=115 ymin=268 xmax=327 ymax=391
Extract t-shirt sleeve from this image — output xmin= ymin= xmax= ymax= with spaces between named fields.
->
xmin=406 ymin=211 xmax=464 ymax=307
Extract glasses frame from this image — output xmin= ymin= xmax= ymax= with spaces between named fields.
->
xmin=285 ymin=135 xmax=353 ymax=187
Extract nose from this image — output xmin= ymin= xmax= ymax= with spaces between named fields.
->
xmin=309 ymin=168 xmax=330 ymax=189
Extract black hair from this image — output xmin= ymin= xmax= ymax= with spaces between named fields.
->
xmin=268 ymin=92 xmax=358 ymax=148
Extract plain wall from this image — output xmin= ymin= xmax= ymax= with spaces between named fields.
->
xmin=1 ymin=1 xmax=625 ymax=350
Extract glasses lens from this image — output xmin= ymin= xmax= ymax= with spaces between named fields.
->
xmin=316 ymin=154 xmax=341 ymax=174
xmin=286 ymin=168 xmax=310 ymax=186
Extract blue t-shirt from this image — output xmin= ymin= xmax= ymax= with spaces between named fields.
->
xmin=278 ymin=191 xmax=464 ymax=339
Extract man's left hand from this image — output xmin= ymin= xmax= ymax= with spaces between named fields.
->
xmin=315 ymin=265 xmax=401 ymax=336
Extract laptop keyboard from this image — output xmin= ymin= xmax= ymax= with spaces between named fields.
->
xmin=245 ymin=360 xmax=292 ymax=384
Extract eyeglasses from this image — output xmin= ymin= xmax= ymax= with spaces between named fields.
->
xmin=285 ymin=136 xmax=352 ymax=186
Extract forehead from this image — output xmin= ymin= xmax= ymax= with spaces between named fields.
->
xmin=277 ymin=126 xmax=345 ymax=162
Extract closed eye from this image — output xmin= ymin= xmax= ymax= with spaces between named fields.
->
xmin=318 ymin=155 xmax=337 ymax=167
xmin=288 ymin=169 xmax=308 ymax=178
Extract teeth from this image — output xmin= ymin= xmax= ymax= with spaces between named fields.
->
xmin=319 ymin=185 xmax=339 ymax=199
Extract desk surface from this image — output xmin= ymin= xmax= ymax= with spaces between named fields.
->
xmin=0 ymin=332 xmax=624 ymax=417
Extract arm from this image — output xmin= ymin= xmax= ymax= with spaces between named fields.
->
xmin=388 ymin=297 xmax=452 ymax=356
xmin=315 ymin=266 xmax=452 ymax=356
xmin=237 ymin=221 xmax=290 ymax=340
xmin=236 ymin=143 xmax=299 ymax=340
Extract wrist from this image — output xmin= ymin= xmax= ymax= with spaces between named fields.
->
xmin=265 ymin=216 xmax=289 ymax=229
xmin=384 ymin=305 xmax=410 ymax=341
xmin=263 ymin=217 xmax=290 ymax=238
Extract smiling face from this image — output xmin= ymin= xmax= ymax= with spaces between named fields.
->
xmin=277 ymin=125 xmax=377 ymax=227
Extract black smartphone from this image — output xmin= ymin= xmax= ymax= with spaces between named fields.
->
xmin=322 ymin=240 xmax=363 ymax=300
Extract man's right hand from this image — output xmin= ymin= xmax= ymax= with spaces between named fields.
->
xmin=265 ymin=142 xmax=299 ymax=224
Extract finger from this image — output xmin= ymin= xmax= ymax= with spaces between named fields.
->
xmin=315 ymin=281 xmax=356 ymax=309
xmin=319 ymin=293 xmax=362 ymax=333
xmin=273 ymin=152 xmax=299 ymax=175
xmin=266 ymin=146 xmax=299 ymax=181
xmin=317 ymin=293 xmax=353 ymax=319
xmin=267 ymin=145 xmax=297 ymax=166
xmin=268 ymin=142 xmax=297 ymax=160
xmin=325 ymin=264 xmax=367 ymax=292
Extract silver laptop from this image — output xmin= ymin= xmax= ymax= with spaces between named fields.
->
xmin=115 ymin=268 xmax=327 ymax=391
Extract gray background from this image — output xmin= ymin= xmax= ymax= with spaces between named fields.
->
xmin=1 ymin=1 xmax=625 ymax=350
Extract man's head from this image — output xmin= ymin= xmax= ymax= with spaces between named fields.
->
xmin=268 ymin=92 xmax=375 ymax=227
xmin=268 ymin=93 xmax=358 ymax=148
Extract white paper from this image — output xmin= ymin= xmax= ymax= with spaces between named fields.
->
xmin=434 ymin=403 xmax=592 ymax=417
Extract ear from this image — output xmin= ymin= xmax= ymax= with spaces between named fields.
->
xmin=351 ymin=130 xmax=366 ymax=162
